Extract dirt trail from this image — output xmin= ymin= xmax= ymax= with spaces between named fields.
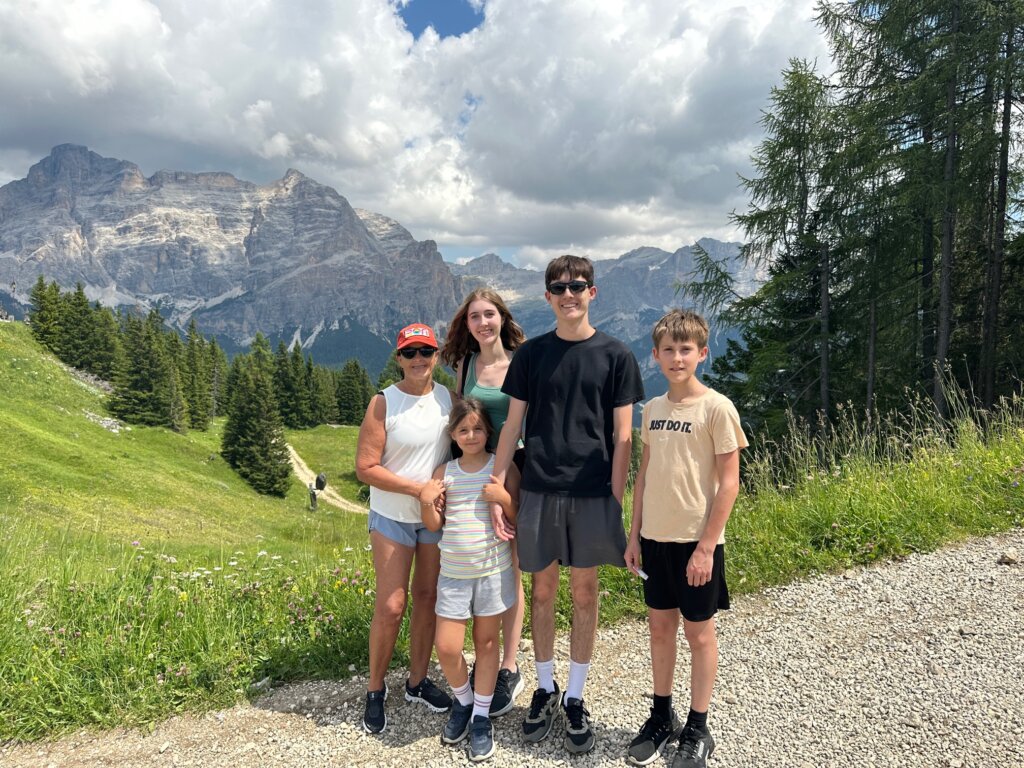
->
xmin=286 ymin=444 xmax=368 ymax=515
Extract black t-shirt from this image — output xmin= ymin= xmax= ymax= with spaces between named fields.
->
xmin=502 ymin=329 xmax=644 ymax=496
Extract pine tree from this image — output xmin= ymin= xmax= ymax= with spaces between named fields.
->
xmin=336 ymin=359 xmax=372 ymax=424
xmin=183 ymin=319 xmax=211 ymax=430
xmin=87 ymin=303 xmax=122 ymax=380
xmin=289 ymin=343 xmax=313 ymax=427
xmin=28 ymin=276 xmax=61 ymax=352
xmin=208 ymin=339 xmax=229 ymax=418
xmin=312 ymin=366 xmax=339 ymax=424
xmin=110 ymin=313 xmax=162 ymax=425
xmin=273 ymin=341 xmax=300 ymax=427
xmin=57 ymin=283 xmax=94 ymax=369
xmin=221 ymin=334 xmax=292 ymax=496
xmin=377 ymin=355 xmax=402 ymax=390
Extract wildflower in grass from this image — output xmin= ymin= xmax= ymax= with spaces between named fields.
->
xmin=131 ymin=540 xmax=140 ymax=547
xmin=178 ymin=592 xmax=188 ymax=602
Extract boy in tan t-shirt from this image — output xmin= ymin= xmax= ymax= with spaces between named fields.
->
xmin=624 ymin=309 xmax=748 ymax=768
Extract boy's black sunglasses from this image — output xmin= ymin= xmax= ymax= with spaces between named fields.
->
xmin=547 ymin=280 xmax=592 ymax=295
xmin=397 ymin=347 xmax=437 ymax=359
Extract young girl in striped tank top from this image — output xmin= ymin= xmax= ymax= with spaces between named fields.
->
xmin=419 ymin=398 xmax=519 ymax=762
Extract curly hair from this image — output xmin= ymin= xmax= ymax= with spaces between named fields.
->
xmin=441 ymin=288 xmax=525 ymax=367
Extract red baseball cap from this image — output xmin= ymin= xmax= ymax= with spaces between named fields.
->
xmin=396 ymin=322 xmax=439 ymax=350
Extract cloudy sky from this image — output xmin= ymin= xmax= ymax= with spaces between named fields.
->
xmin=0 ymin=0 xmax=828 ymax=267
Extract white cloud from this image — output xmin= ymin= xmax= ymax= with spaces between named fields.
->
xmin=0 ymin=0 xmax=828 ymax=262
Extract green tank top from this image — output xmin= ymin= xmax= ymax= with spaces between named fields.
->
xmin=463 ymin=353 xmax=511 ymax=451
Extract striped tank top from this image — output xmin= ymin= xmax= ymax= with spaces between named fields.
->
xmin=439 ymin=454 xmax=512 ymax=579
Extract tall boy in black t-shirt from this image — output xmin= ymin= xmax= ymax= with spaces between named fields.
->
xmin=492 ymin=254 xmax=645 ymax=754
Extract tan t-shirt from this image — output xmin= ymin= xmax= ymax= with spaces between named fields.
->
xmin=640 ymin=389 xmax=748 ymax=543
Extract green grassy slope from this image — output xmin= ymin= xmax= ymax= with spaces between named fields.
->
xmin=0 ymin=321 xmax=366 ymax=562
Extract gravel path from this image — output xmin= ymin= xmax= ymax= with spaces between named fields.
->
xmin=287 ymin=445 xmax=368 ymax=515
xmin=4 ymin=529 xmax=1021 ymax=768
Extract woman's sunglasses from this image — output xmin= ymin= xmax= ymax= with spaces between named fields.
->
xmin=398 ymin=347 xmax=437 ymax=359
xmin=547 ymin=280 xmax=592 ymax=295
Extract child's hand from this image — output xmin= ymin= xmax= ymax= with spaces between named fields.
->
xmin=686 ymin=546 xmax=714 ymax=587
xmin=418 ymin=478 xmax=445 ymax=506
xmin=489 ymin=502 xmax=515 ymax=542
xmin=624 ymin=539 xmax=641 ymax=575
xmin=482 ymin=475 xmax=505 ymax=503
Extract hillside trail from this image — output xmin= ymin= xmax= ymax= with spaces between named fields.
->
xmin=3 ymin=528 xmax=1021 ymax=768
xmin=286 ymin=444 xmax=368 ymax=515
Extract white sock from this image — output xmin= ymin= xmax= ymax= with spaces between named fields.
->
xmin=535 ymin=659 xmax=555 ymax=693
xmin=452 ymin=679 xmax=473 ymax=707
xmin=472 ymin=692 xmax=493 ymax=720
xmin=564 ymin=659 xmax=590 ymax=703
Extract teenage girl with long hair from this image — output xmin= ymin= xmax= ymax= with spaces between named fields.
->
xmin=440 ymin=288 xmax=527 ymax=716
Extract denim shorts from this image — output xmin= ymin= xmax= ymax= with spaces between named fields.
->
xmin=368 ymin=509 xmax=442 ymax=548
xmin=435 ymin=568 xmax=517 ymax=620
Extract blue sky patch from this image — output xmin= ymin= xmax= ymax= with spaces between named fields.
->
xmin=398 ymin=0 xmax=484 ymax=40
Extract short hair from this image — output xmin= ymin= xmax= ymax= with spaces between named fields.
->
xmin=441 ymin=288 xmax=525 ymax=367
xmin=545 ymin=254 xmax=594 ymax=286
xmin=651 ymin=309 xmax=709 ymax=348
xmin=447 ymin=396 xmax=495 ymax=440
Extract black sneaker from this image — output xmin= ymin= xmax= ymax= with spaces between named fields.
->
xmin=672 ymin=723 xmax=716 ymax=768
xmin=627 ymin=707 xmax=683 ymax=765
xmin=489 ymin=666 xmax=524 ymax=717
xmin=442 ymin=700 xmax=473 ymax=744
xmin=468 ymin=714 xmax=496 ymax=762
xmin=562 ymin=696 xmax=595 ymax=754
xmin=522 ymin=682 xmax=560 ymax=743
xmin=405 ymin=676 xmax=453 ymax=712
xmin=362 ymin=682 xmax=388 ymax=733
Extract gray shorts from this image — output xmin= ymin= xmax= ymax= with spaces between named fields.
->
xmin=435 ymin=569 xmax=517 ymax=620
xmin=516 ymin=489 xmax=628 ymax=572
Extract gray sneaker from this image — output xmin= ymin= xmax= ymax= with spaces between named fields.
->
xmin=522 ymin=683 xmax=560 ymax=743
xmin=562 ymin=696 xmax=595 ymax=754
xmin=442 ymin=700 xmax=473 ymax=744
xmin=468 ymin=714 xmax=496 ymax=761
xmin=627 ymin=708 xmax=682 ymax=765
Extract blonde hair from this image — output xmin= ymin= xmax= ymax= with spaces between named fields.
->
xmin=441 ymin=288 xmax=525 ymax=367
xmin=651 ymin=309 xmax=709 ymax=348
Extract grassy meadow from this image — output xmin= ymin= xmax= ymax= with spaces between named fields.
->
xmin=1 ymin=319 xmax=1022 ymax=741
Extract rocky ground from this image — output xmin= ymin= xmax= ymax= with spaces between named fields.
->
xmin=3 ymin=529 xmax=1021 ymax=768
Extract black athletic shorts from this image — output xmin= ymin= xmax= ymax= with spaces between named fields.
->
xmin=640 ymin=537 xmax=730 ymax=622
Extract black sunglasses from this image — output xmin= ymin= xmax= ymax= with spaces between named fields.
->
xmin=398 ymin=347 xmax=437 ymax=359
xmin=547 ymin=280 xmax=592 ymax=295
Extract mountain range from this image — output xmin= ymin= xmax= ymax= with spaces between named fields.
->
xmin=0 ymin=145 xmax=758 ymax=392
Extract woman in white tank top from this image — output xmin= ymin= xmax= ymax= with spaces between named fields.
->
xmin=355 ymin=323 xmax=454 ymax=733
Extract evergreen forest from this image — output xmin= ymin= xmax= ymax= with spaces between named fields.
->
xmin=691 ymin=1 xmax=1024 ymax=437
